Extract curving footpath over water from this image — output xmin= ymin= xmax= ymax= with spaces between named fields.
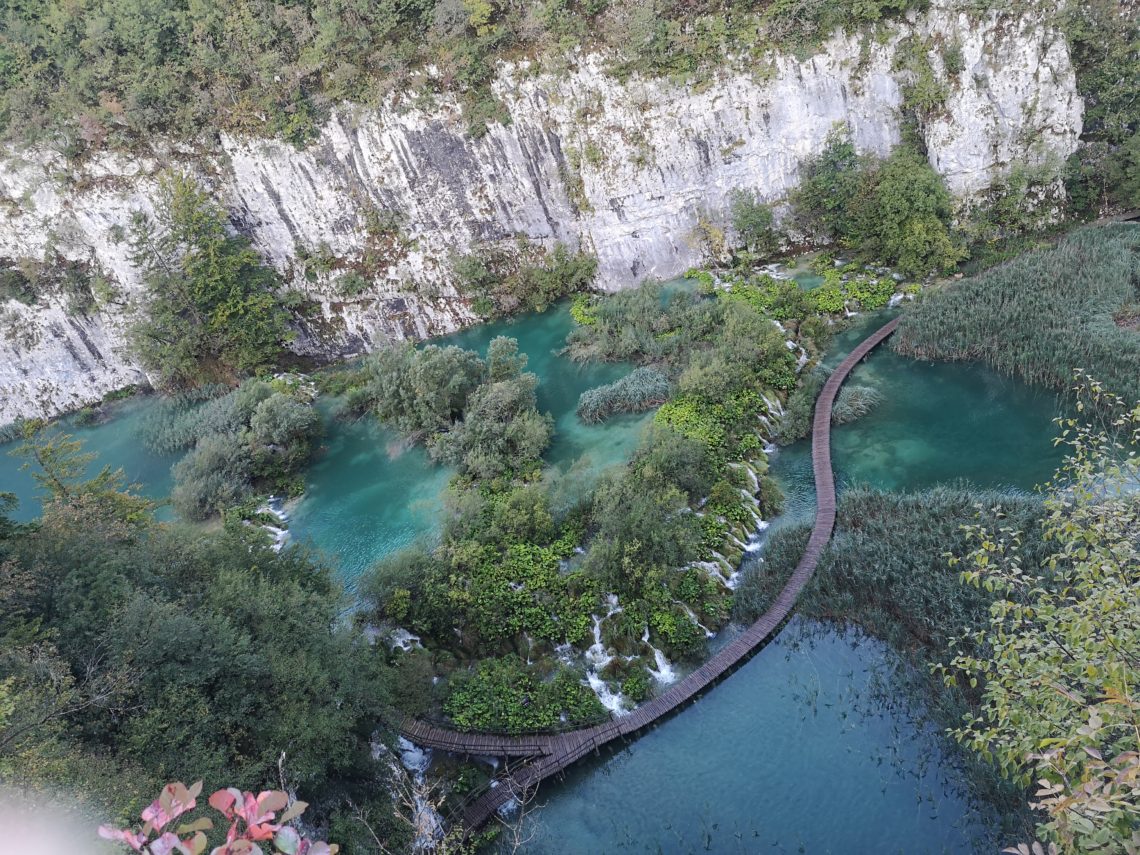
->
xmin=398 ymin=316 xmax=902 ymax=832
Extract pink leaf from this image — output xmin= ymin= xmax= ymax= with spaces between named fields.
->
xmin=97 ymin=825 xmax=148 ymax=851
xmin=209 ymin=788 xmax=243 ymax=819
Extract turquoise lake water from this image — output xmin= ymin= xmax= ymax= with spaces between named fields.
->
xmin=0 ymin=302 xmax=1069 ymax=852
xmin=512 ymin=310 xmax=1066 ymax=853
xmin=287 ymin=305 xmax=651 ymax=583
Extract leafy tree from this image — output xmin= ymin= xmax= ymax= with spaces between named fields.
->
xmin=486 ymin=335 xmax=527 ymax=382
xmin=0 ymin=445 xmax=398 ymax=841
xmin=455 ymin=242 xmax=597 ymax=318
xmin=430 ymin=371 xmax=553 ymax=479
xmin=792 ymin=125 xmax=867 ymax=242
xmin=147 ymin=379 xmax=322 ymax=520
xmin=853 ymin=145 xmax=964 ymax=276
xmin=729 ymin=188 xmax=779 ymax=257
xmin=129 ymin=173 xmax=292 ymax=387
xmin=362 ymin=343 xmax=486 ymax=437
xmin=942 ymin=378 xmax=1140 ymax=852
xmin=792 ymin=128 xmax=963 ymax=275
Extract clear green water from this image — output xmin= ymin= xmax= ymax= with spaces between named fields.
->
xmin=770 ymin=311 xmax=1066 ymax=529
xmin=0 ymin=304 xmax=1068 ymax=852
xmin=516 ymin=619 xmax=990 ymax=854
xmin=0 ymin=397 xmax=180 ymax=522
xmin=288 ymin=304 xmax=652 ymax=584
xmin=0 ymin=302 xmax=650 ymax=583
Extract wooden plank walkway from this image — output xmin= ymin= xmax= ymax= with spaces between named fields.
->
xmin=399 ymin=316 xmax=902 ymax=833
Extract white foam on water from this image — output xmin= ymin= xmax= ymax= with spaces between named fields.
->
xmin=677 ymin=602 xmax=716 ymax=639
xmin=395 ymin=737 xmax=445 ymax=852
xmin=582 ymin=594 xmax=628 ymax=714
xmin=389 ymin=627 xmax=422 ymax=651
xmin=642 ymin=626 xmax=678 ymax=684
xmin=256 ymin=496 xmax=291 ymax=552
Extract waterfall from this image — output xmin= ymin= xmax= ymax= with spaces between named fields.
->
xmin=583 ymin=594 xmax=629 ymax=715
xmin=255 ymin=495 xmax=290 ymax=552
xmin=642 ymin=627 xmax=678 ymax=684
xmin=676 ymin=602 xmax=716 ymax=639
xmin=389 ymin=627 xmax=422 ymax=652
xmin=372 ymin=737 xmax=445 ymax=852
xmin=396 ymin=738 xmax=445 ymax=853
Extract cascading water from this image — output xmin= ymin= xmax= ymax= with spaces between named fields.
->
xmin=255 ymin=496 xmax=291 ymax=552
xmin=676 ymin=602 xmax=716 ymax=639
xmin=642 ymin=627 xmax=678 ymax=684
xmin=389 ymin=628 xmax=422 ymax=652
xmin=369 ymin=737 xmax=445 ymax=852
xmin=583 ymin=594 xmax=629 ymax=715
xmin=396 ymin=737 xmax=445 ymax=853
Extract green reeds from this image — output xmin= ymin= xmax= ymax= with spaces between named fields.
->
xmin=893 ymin=223 xmax=1140 ymax=402
xmin=577 ymin=368 xmax=671 ymax=423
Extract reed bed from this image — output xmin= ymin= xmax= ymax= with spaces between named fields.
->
xmin=576 ymin=367 xmax=671 ymax=423
xmin=893 ymin=224 xmax=1140 ymax=402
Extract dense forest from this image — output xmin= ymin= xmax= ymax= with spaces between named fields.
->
xmin=0 ymin=0 xmax=1135 ymax=218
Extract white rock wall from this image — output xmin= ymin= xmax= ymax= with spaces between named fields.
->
xmin=0 ymin=2 xmax=1082 ymax=423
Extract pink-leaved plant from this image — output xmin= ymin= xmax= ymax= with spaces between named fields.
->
xmin=98 ymin=781 xmax=338 ymax=855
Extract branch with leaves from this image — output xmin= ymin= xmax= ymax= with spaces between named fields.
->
xmin=98 ymin=781 xmax=338 ymax=855
xmin=939 ymin=375 xmax=1140 ymax=853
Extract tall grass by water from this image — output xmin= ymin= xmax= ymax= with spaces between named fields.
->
xmin=893 ymin=223 xmax=1140 ymax=402
xmin=576 ymin=367 xmax=671 ymax=424
xmin=735 ymin=485 xmax=1048 ymax=837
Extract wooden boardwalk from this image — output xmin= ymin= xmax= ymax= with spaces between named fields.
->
xmin=399 ymin=316 xmax=902 ymax=833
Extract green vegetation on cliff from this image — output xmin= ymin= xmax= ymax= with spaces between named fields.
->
xmin=0 ymin=0 xmax=927 ymax=150
xmin=129 ymin=173 xmax=293 ymax=388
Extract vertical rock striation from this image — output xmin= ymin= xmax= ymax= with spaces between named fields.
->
xmin=0 ymin=3 xmax=1081 ymax=422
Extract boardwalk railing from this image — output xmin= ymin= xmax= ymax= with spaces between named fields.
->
xmin=399 ymin=316 xmax=902 ymax=833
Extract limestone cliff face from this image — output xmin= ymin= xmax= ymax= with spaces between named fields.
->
xmin=0 ymin=3 xmax=1081 ymax=423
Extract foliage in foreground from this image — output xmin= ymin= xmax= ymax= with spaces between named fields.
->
xmin=0 ymin=435 xmax=411 ymax=853
xmin=99 ymin=781 xmax=337 ymax=854
xmin=893 ymin=223 xmax=1140 ymax=403
xmin=941 ymin=378 xmax=1140 ymax=853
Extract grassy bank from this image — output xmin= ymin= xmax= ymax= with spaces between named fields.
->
xmin=893 ymin=224 xmax=1140 ymax=402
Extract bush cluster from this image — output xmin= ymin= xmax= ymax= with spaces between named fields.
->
xmin=444 ymin=657 xmax=605 ymax=732
xmin=454 ymin=241 xmax=597 ymax=319
xmin=351 ymin=335 xmax=552 ymax=479
xmin=791 ymin=127 xmax=964 ymax=277
xmin=142 ymin=378 xmax=322 ymax=520
xmin=0 ymin=445 xmax=409 ymax=851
